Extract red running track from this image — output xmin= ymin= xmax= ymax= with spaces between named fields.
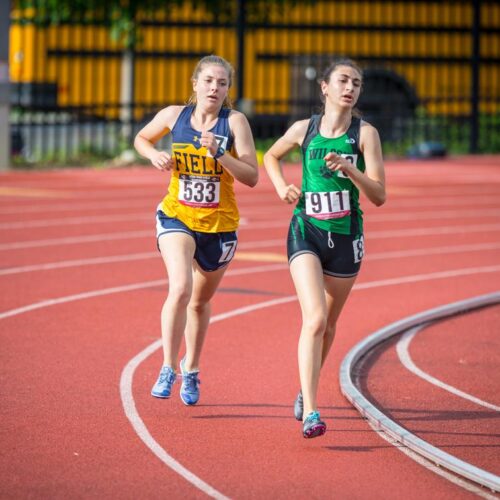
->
xmin=360 ymin=303 xmax=500 ymax=476
xmin=0 ymin=156 xmax=499 ymax=499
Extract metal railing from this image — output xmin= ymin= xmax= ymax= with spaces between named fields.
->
xmin=8 ymin=0 xmax=500 ymax=164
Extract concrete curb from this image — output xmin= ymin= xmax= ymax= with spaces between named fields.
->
xmin=339 ymin=291 xmax=500 ymax=493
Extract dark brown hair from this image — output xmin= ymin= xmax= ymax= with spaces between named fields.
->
xmin=320 ymin=58 xmax=363 ymax=117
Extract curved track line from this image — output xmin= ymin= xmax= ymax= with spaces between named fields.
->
xmin=2 ymin=259 xmax=499 ymax=492
xmin=367 ymin=208 xmax=500 ymax=222
xmin=2 ymin=222 xmax=500 ymax=252
xmin=365 ymin=419 xmax=497 ymax=499
xmin=0 ymin=213 xmax=150 ymax=230
xmin=120 ymin=296 xmax=296 ymax=499
xmin=0 ymin=252 xmax=158 ymax=276
xmin=2 ymin=242 xmax=500 ymax=277
xmin=367 ymin=223 xmax=500 ymax=239
xmin=2 ymin=207 xmax=499 ymax=230
xmin=0 ymin=199 xmax=150 ymax=215
xmin=246 ymin=221 xmax=500 ymax=234
xmin=1 ymin=264 xmax=500 ymax=321
xmin=397 ymin=326 xmax=500 ymax=412
xmin=0 ymin=238 xmax=285 ymax=276
xmin=353 ymin=265 xmax=500 ymax=290
xmin=366 ymin=242 xmax=500 ymax=262
xmin=0 ymin=232 xmax=283 ymax=252
xmin=0 ymin=230 xmax=151 ymax=251
xmin=0 ymin=263 xmax=289 ymax=321
xmin=2 ymin=192 xmax=496 ymax=216
xmin=0 ymin=279 xmax=164 ymax=321
xmin=340 ymin=292 xmax=500 ymax=493
xmin=388 ymin=195 xmax=500 ymax=209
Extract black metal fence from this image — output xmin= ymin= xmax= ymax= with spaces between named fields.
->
xmin=8 ymin=0 xmax=500 ymax=164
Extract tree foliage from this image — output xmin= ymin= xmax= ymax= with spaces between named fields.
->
xmin=13 ymin=0 xmax=311 ymax=48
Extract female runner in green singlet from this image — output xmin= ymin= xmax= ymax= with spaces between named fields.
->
xmin=264 ymin=58 xmax=386 ymax=438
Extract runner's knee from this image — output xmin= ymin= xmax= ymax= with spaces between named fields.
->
xmin=301 ymin=314 xmax=327 ymax=337
xmin=167 ymin=283 xmax=192 ymax=308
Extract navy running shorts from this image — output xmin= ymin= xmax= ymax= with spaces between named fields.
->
xmin=156 ymin=209 xmax=238 ymax=272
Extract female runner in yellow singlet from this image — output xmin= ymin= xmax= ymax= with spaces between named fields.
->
xmin=134 ymin=55 xmax=258 ymax=405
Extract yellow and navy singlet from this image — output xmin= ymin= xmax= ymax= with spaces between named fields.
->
xmin=295 ymin=115 xmax=365 ymax=235
xmin=160 ymin=106 xmax=238 ymax=233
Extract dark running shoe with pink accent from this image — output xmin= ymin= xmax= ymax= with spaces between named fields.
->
xmin=294 ymin=390 xmax=303 ymax=421
xmin=303 ymin=411 xmax=326 ymax=438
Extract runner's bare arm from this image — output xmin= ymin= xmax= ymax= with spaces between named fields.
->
xmin=134 ymin=106 xmax=184 ymax=171
xmin=324 ymin=122 xmax=386 ymax=206
xmin=263 ymin=119 xmax=308 ymax=204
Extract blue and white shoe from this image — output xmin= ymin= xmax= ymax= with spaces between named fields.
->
xmin=151 ymin=365 xmax=176 ymax=398
xmin=180 ymin=357 xmax=201 ymax=406
xmin=303 ymin=411 xmax=327 ymax=439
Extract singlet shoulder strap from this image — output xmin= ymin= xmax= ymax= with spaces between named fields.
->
xmin=172 ymin=105 xmax=194 ymax=132
xmin=345 ymin=116 xmax=362 ymax=155
xmin=301 ymin=114 xmax=322 ymax=155
xmin=213 ymin=107 xmax=234 ymax=152
xmin=218 ymin=107 xmax=231 ymax=119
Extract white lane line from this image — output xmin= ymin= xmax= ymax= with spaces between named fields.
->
xmin=381 ymin=195 xmax=500 ymax=210
xmin=0 ymin=199 xmax=152 ymax=215
xmin=0 ymin=263 xmax=288 ymax=321
xmin=0 ymin=240 xmax=285 ymax=276
xmin=397 ymin=326 xmax=500 ymax=412
xmin=2 ymin=207 xmax=499 ymax=230
xmin=120 ymin=337 xmax=226 ymax=499
xmin=122 ymin=278 xmax=500 ymax=497
xmin=226 ymin=221 xmax=500 ymax=234
xmin=366 ymin=208 xmax=500 ymax=222
xmin=1 ymin=239 xmax=498 ymax=278
xmin=239 ymin=196 xmax=500 ymax=215
xmin=246 ymin=209 xmax=500 ymax=224
xmin=353 ymin=265 xmax=500 ymax=291
xmin=2 ymin=222 xmax=500 ymax=252
xmin=2 ymin=193 xmax=497 ymax=217
xmin=366 ymin=422 xmax=497 ymax=499
xmin=368 ymin=223 xmax=500 ymax=239
xmin=1 ymin=264 xmax=500 ymax=321
xmin=120 ymin=295 xmax=296 ymax=499
xmin=2 ymin=241 xmax=500 ymax=277
xmin=1 ymin=264 xmax=499 ymax=493
xmin=2 ymin=265 xmax=500 ymax=322
xmin=0 ymin=252 xmax=158 ymax=276
xmin=0 ymin=230 xmax=151 ymax=251
xmin=0 ymin=213 xmax=150 ymax=230
xmin=340 ymin=292 xmax=500 ymax=493
xmin=0 ymin=279 xmax=166 ymax=321
xmin=365 ymin=242 xmax=500 ymax=261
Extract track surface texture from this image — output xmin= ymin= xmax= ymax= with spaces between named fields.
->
xmin=1 ymin=155 xmax=499 ymax=499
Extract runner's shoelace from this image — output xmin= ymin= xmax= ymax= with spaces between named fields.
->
xmin=183 ymin=372 xmax=200 ymax=391
xmin=159 ymin=370 xmax=175 ymax=384
xmin=306 ymin=411 xmax=320 ymax=422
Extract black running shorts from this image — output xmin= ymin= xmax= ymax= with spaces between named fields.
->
xmin=287 ymin=214 xmax=363 ymax=278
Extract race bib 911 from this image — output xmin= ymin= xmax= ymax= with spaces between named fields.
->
xmin=305 ymin=190 xmax=350 ymax=219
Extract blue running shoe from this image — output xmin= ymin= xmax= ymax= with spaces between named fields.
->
xmin=180 ymin=357 xmax=200 ymax=406
xmin=294 ymin=391 xmax=303 ymax=421
xmin=151 ymin=365 xmax=176 ymax=398
xmin=303 ymin=411 xmax=327 ymax=439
